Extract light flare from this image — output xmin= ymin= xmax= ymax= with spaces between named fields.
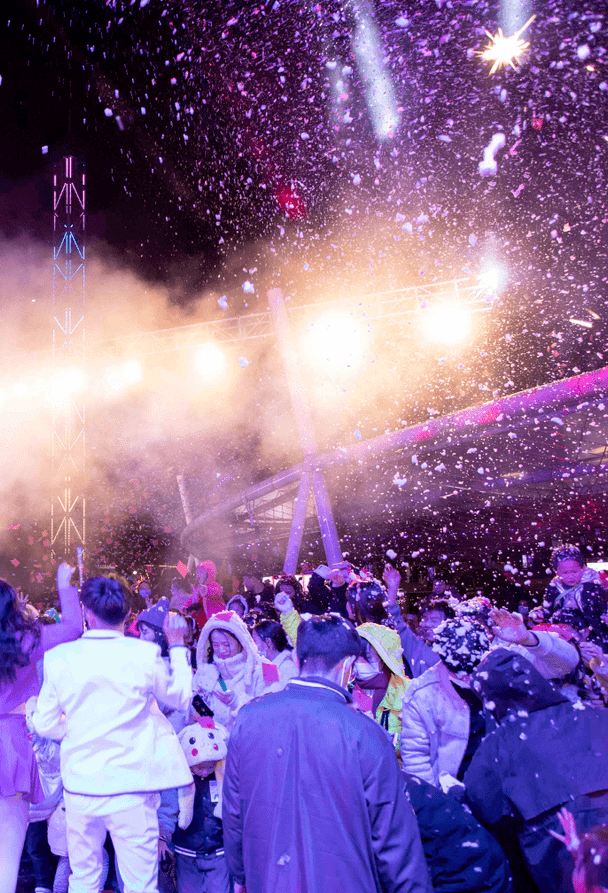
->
xmin=480 ymin=14 xmax=536 ymax=75
xmin=423 ymin=305 xmax=472 ymax=345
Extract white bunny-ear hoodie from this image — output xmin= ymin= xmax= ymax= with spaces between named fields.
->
xmin=192 ymin=610 xmax=273 ymax=730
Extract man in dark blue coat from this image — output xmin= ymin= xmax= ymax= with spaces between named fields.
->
xmin=222 ymin=614 xmax=432 ymax=893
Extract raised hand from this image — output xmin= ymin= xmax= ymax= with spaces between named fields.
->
xmin=163 ymin=611 xmax=188 ymax=647
xmin=57 ymin=562 xmax=77 ymax=591
xmin=274 ymin=591 xmax=294 ymax=615
xmin=549 ymin=807 xmax=580 ymax=854
xmin=15 ymin=590 xmax=29 ymax=610
xmin=383 ymin=564 xmax=401 ymax=599
xmin=490 ymin=608 xmax=533 ymax=645
xmin=327 ymin=569 xmax=346 ymax=587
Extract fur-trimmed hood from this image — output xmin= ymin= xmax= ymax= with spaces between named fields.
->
xmin=196 ymin=610 xmax=261 ymax=690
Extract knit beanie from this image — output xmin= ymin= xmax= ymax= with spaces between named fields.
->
xmin=137 ymin=596 xmax=170 ymax=630
xmin=137 ymin=597 xmax=170 ymax=650
xmin=433 ymin=618 xmax=491 ymax=678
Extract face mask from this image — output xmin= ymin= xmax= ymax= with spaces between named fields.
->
xmin=354 ymin=659 xmax=380 ymax=682
xmin=340 ymin=659 xmax=354 ymax=689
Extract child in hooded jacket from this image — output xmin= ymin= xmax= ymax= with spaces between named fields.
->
xmin=158 ymin=720 xmax=231 ymax=893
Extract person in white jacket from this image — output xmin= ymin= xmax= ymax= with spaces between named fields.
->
xmin=33 ymin=575 xmax=193 ymax=893
xmin=401 ymin=607 xmax=580 ymax=788
xmin=192 ymin=610 xmax=275 ymax=731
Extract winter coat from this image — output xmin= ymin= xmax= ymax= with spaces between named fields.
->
xmin=401 ymin=631 xmax=579 ymax=787
xmin=223 ymin=677 xmax=432 ymax=893
xmin=401 ymin=660 xmax=470 ymax=786
xmin=465 ymin=649 xmax=608 ymax=892
xmin=543 ymin=568 xmax=608 ymax=637
xmin=386 ymin=602 xmax=439 ymax=677
xmin=272 ymin=649 xmax=298 ymax=687
xmin=282 ymin=611 xmax=410 ymax=750
xmin=192 ymin=611 xmax=275 ymax=730
xmin=403 ymin=771 xmax=512 ymax=893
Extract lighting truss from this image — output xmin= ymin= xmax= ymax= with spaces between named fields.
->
xmin=51 ymin=156 xmax=86 ymax=554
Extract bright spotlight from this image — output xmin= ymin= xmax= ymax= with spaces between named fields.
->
xmin=308 ymin=317 xmax=368 ymax=369
xmin=105 ymin=359 xmax=143 ymax=392
xmin=47 ymin=369 xmax=85 ymax=407
xmin=477 ymin=261 xmax=507 ymax=296
xmin=423 ymin=305 xmax=472 ymax=344
xmin=194 ymin=344 xmax=227 ymax=384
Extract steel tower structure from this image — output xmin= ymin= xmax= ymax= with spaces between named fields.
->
xmin=51 ymin=155 xmax=86 ymax=555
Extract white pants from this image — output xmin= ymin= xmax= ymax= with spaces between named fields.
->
xmin=65 ymin=794 xmax=159 ymax=893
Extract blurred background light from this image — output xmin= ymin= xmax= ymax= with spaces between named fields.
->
xmin=193 ymin=343 xmax=227 ymax=385
xmin=422 ymin=305 xmax=472 ymax=344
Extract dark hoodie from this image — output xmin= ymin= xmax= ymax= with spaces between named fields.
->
xmin=465 ymin=648 xmax=608 ymax=825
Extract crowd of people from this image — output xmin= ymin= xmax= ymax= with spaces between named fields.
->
xmin=2 ymin=544 xmax=608 ymax=893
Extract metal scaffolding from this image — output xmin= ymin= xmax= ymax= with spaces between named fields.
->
xmin=90 ymin=276 xmax=492 ymax=360
xmin=51 ymin=155 xmax=86 ymax=555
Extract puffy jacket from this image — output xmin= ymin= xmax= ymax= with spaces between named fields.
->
xmin=401 ymin=660 xmax=469 ymax=786
xmin=401 ymin=631 xmax=579 ymax=787
xmin=193 ymin=611 xmax=275 ymax=730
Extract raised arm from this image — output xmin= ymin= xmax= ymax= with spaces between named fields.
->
xmin=39 ymin=563 xmax=83 ymax=653
xmin=150 ymin=613 xmax=193 ymax=713
xmin=275 ymin=591 xmax=302 ymax=648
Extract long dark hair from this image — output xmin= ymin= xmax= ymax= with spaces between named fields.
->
xmin=0 ymin=580 xmax=40 ymax=686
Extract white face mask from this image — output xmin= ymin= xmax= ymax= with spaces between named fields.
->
xmin=354 ymin=659 xmax=380 ymax=682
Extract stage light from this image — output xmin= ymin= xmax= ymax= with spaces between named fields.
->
xmin=194 ymin=344 xmax=227 ymax=384
xmin=105 ymin=359 xmax=143 ymax=392
xmin=422 ymin=305 xmax=472 ymax=344
xmin=351 ymin=0 xmax=400 ymax=141
xmin=477 ymin=261 xmax=507 ymax=295
xmin=306 ymin=316 xmax=369 ymax=369
xmin=46 ymin=369 xmax=85 ymax=407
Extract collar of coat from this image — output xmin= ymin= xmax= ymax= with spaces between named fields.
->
xmin=288 ymin=676 xmax=353 ymax=703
